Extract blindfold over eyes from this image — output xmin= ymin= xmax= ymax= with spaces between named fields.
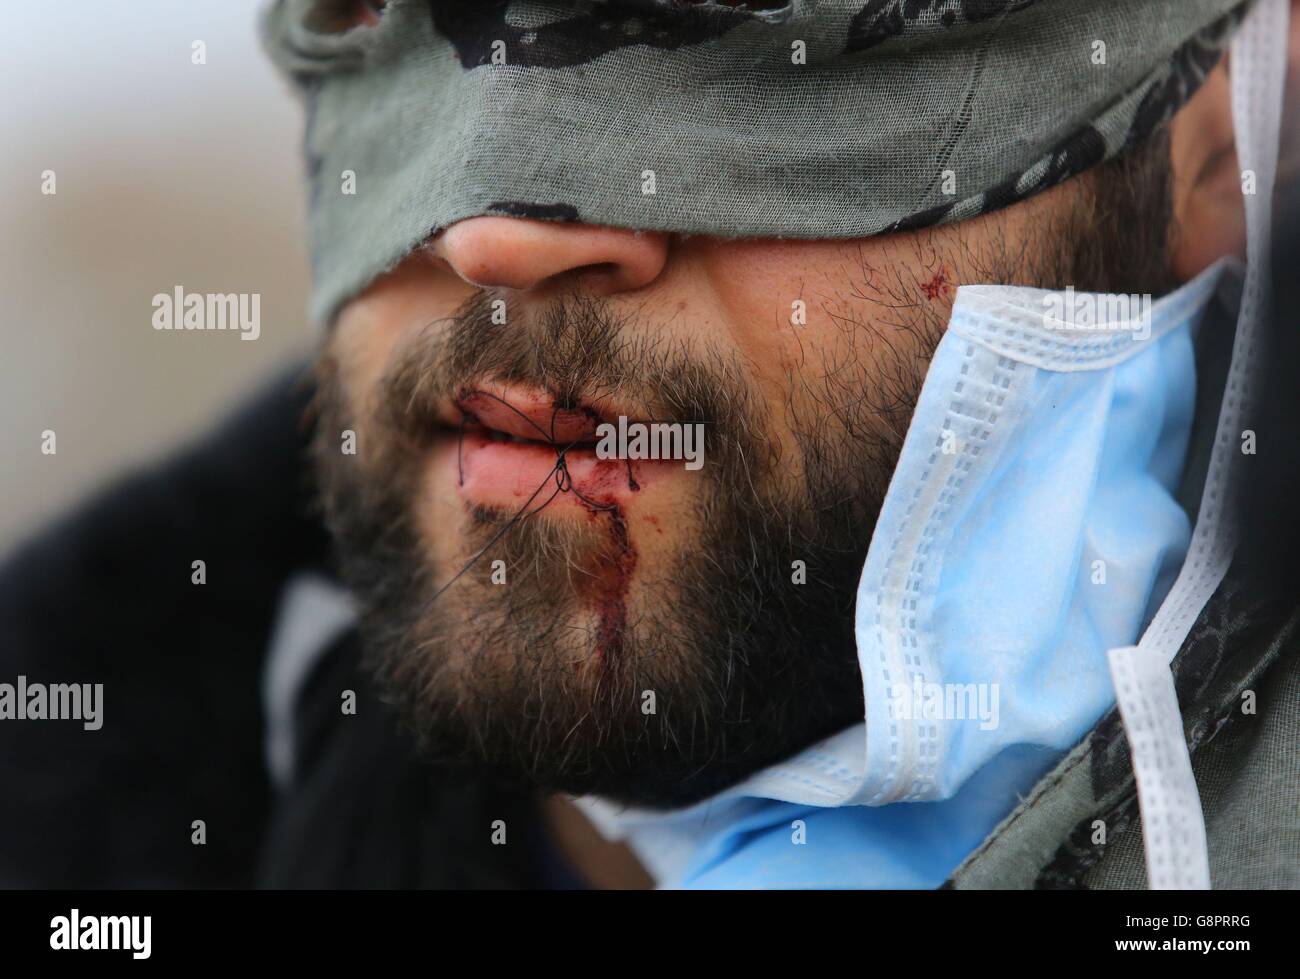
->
xmin=262 ymin=0 xmax=1251 ymax=325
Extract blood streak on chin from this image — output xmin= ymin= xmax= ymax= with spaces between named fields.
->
xmin=579 ymin=496 xmax=637 ymax=663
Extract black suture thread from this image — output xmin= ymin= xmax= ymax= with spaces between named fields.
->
xmin=425 ymin=451 xmax=566 ymax=606
xmin=430 ymin=393 xmax=618 ymax=603
xmin=465 ymin=388 xmax=557 ymax=442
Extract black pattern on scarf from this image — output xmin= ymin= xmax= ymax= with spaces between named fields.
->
xmin=429 ymin=0 xmax=764 ymax=69
xmin=846 ymin=0 xmax=1039 ymax=53
xmin=486 ymin=201 xmax=581 ymax=221
xmin=1124 ymin=4 xmax=1248 ymax=149
xmin=883 ymin=125 xmax=1104 ymax=237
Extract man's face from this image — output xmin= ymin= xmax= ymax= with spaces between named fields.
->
xmin=313 ymin=154 xmax=1170 ymax=807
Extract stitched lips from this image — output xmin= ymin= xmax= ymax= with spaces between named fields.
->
xmin=454 ymin=387 xmax=604 ymax=447
xmin=434 ymin=384 xmax=673 ymax=511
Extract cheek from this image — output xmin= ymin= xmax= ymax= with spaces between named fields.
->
xmin=704 ymin=239 xmax=848 ymax=336
xmin=330 ymin=303 xmax=400 ymax=424
xmin=330 ymin=259 xmax=476 ymax=420
xmin=698 ymin=238 xmax=887 ymax=394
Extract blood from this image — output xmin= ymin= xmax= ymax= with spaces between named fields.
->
xmin=921 ymin=269 xmax=950 ymax=301
xmin=444 ymin=387 xmax=645 ymax=659
xmin=578 ymin=496 xmax=637 ymax=662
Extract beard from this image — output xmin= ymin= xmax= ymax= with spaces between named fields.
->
xmin=311 ymin=133 xmax=1174 ymax=809
xmin=312 ymin=289 xmax=897 ymax=808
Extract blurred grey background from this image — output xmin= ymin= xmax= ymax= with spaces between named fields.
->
xmin=1 ymin=1 xmax=312 ymax=552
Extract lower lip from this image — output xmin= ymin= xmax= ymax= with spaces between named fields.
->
xmin=437 ymin=429 xmax=667 ymax=511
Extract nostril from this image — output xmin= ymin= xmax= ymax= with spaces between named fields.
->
xmin=580 ymin=261 xmax=621 ymax=280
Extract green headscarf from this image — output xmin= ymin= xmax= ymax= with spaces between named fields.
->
xmin=262 ymin=0 xmax=1250 ymax=324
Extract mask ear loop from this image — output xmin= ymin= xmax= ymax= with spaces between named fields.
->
xmin=1107 ymin=0 xmax=1289 ymax=891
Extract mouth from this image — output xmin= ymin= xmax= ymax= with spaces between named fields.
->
xmin=429 ymin=382 xmax=672 ymax=512
xmin=455 ymin=387 xmax=606 ymax=448
xmin=426 ymin=382 xmax=677 ymax=659
xmin=419 ymin=379 xmax=715 ymax=661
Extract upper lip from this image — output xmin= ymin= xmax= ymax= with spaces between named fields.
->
xmin=447 ymin=383 xmax=621 ymax=447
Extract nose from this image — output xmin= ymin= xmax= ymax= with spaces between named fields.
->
xmin=428 ymin=216 xmax=669 ymax=295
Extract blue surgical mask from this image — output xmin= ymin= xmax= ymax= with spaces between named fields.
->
xmin=577 ymin=259 xmax=1236 ymax=888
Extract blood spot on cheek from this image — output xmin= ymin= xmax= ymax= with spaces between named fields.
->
xmin=921 ymin=268 xmax=950 ymax=301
